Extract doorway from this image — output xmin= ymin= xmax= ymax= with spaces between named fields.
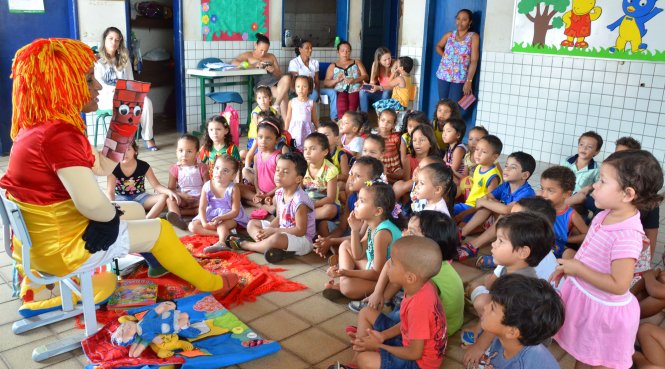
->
xmin=0 ymin=0 xmax=78 ymax=154
xmin=126 ymin=0 xmax=186 ymax=133
xmin=360 ymin=0 xmax=399 ymax=70
xmin=420 ymin=0 xmax=486 ymax=137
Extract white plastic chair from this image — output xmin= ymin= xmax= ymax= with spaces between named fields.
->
xmin=0 ymin=193 xmax=99 ymax=362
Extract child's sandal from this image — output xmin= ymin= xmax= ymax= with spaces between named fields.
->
xmin=475 ymin=255 xmax=496 ymax=270
xmin=264 ymin=248 xmax=295 ymax=264
xmin=461 ymin=330 xmax=477 ymax=346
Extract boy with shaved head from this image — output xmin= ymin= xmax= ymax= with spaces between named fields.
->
xmin=330 ymin=236 xmax=447 ymax=369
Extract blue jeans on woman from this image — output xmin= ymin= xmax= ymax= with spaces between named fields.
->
xmin=359 ymin=89 xmax=391 ymax=113
xmin=320 ymin=88 xmax=338 ymax=120
xmin=437 ymin=79 xmax=464 ymax=104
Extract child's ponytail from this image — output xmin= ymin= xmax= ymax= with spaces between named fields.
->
xmin=364 ymin=179 xmax=406 ymax=229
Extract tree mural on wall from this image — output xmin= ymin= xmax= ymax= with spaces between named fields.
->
xmin=517 ymin=0 xmax=570 ymax=46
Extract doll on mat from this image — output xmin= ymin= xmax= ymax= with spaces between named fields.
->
xmin=111 ymin=301 xmax=205 ymax=358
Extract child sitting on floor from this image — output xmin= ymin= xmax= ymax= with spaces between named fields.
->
xmin=302 ymin=133 xmax=340 ymax=223
xmin=365 ymin=211 xmax=464 ymax=335
xmin=412 ymin=162 xmax=455 ymax=216
xmin=442 ymin=118 xmax=467 ymax=180
xmin=560 ymin=130 xmax=602 ymax=193
xmin=314 ymin=156 xmax=384 ymax=255
xmin=377 ymin=109 xmax=408 ymax=183
xmin=240 ymin=117 xmax=284 ymax=209
xmin=431 ymin=99 xmax=461 ymax=150
xmin=457 ymin=151 xmax=537 ymax=263
xmin=188 ymin=155 xmax=248 ymax=253
xmin=340 ymin=111 xmax=366 ymax=156
xmin=237 ymin=153 xmax=316 ymax=263
xmin=538 ymin=166 xmax=588 ymax=259
xmin=165 ymin=134 xmax=209 ymax=230
xmin=463 ymin=126 xmax=488 ymax=177
xmin=461 ymin=212 xmax=554 ymax=357
xmin=324 ymin=181 xmax=402 ymax=302
xmin=453 ymin=135 xmax=503 ymax=225
xmin=318 ymin=121 xmax=351 ymax=185
xmin=400 ymin=110 xmax=429 ymax=158
xmin=240 ymin=85 xmax=278 ymax=161
xmin=336 ymin=236 xmax=446 ymax=369
xmin=106 ymin=141 xmax=177 ymax=219
xmin=198 ymin=115 xmax=241 ymax=179
xmin=473 ymin=274 xmax=563 ymax=369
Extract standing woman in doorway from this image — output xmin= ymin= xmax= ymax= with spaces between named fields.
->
xmin=288 ymin=39 xmax=320 ymax=102
xmin=435 ymin=9 xmax=480 ymax=104
xmin=232 ymin=33 xmax=291 ymax=114
xmin=95 ymin=26 xmax=158 ymax=150
xmin=323 ymin=41 xmax=368 ymax=119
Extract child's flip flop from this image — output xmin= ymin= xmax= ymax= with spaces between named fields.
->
xmin=476 ymin=255 xmax=496 ymax=270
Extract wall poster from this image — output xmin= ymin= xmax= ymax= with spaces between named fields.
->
xmin=201 ymin=0 xmax=269 ymax=41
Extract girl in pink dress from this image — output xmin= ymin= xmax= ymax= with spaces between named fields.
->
xmin=286 ymin=75 xmax=319 ymax=152
xmin=551 ymin=150 xmax=664 ymax=369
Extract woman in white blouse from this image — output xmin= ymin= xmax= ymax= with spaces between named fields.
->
xmin=95 ymin=26 xmax=157 ymax=150
xmin=288 ymin=40 xmax=337 ymax=120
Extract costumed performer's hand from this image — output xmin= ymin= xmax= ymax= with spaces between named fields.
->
xmin=91 ymin=150 xmax=121 ymax=176
xmin=82 ymin=203 xmax=124 ymax=253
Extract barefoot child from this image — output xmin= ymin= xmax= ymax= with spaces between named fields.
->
xmin=551 ymin=150 xmax=664 ymax=369
xmin=238 ymin=153 xmax=316 ymax=263
xmin=334 ymin=236 xmax=446 ymax=369
xmin=107 ymin=141 xmax=178 ymax=219
xmin=188 ymin=155 xmax=248 ymax=253
xmin=165 ymin=134 xmax=209 ymax=230
xmin=324 ymin=181 xmax=402 ymax=301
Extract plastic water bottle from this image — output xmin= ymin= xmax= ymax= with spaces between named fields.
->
xmin=334 ymin=36 xmax=340 ymax=48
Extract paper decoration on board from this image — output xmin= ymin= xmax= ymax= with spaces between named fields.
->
xmin=8 ymin=0 xmax=44 ymax=13
xmin=201 ymin=0 xmax=269 ymax=41
xmin=512 ymin=0 xmax=665 ymax=62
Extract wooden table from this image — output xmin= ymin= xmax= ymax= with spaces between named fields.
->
xmin=186 ymin=68 xmax=267 ymax=134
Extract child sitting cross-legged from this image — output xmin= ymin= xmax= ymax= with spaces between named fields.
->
xmin=456 ymin=151 xmax=537 ymax=263
xmin=461 ymin=212 xmax=554 ymax=360
xmin=318 ymin=121 xmax=351 ymax=191
xmin=314 ymin=156 xmax=384 ymax=256
xmin=453 ymin=135 xmax=503 ymax=225
xmin=188 ymin=155 xmax=249 ymax=253
xmin=560 ymin=130 xmax=602 ymax=194
xmin=538 ymin=166 xmax=588 ymax=259
xmin=165 ymin=134 xmax=209 ymax=230
xmin=236 ymin=153 xmax=316 ymax=263
xmin=324 ymin=181 xmax=402 ymax=302
xmin=332 ymin=236 xmax=447 ymax=369
xmin=474 ymin=274 xmax=564 ymax=369
xmin=363 ymin=211 xmax=465 ymax=335
xmin=302 ymin=132 xmax=340 ymax=224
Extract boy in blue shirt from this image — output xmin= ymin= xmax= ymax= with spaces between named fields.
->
xmin=457 ymin=152 xmax=537 ymax=263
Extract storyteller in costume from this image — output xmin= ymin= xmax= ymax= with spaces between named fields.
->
xmin=0 ymin=38 xmax=237 ymax=357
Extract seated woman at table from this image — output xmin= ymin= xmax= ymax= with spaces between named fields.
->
xmin=95 ymin=26 xmax=158 ymax=151
xmin=232 ymin=33 xmax=291 ymax=114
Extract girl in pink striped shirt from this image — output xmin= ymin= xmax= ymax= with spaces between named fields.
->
xmin=550 ymin=150 xmax=664 ymax=369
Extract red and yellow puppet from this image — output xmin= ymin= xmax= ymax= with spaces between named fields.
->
xmin=103 ymin=80 xmax=151 ymax=162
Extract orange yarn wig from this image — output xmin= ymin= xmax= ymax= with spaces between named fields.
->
xmin=10 ymin=38 xmax=96 ymax=139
